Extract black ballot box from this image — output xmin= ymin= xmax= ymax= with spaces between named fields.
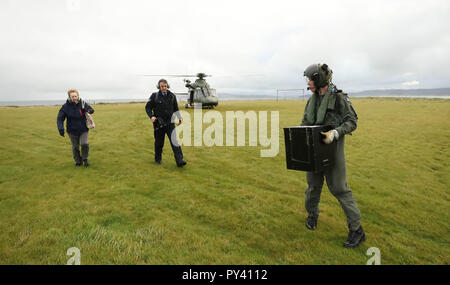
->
xmin=284 ymin=125 xmax=337 ymax=172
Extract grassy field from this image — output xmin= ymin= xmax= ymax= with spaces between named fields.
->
xmin=0 ymin=98 xmax=449 ymax=265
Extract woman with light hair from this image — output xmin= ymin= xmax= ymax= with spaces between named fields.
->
xmin=57 ymin=89 xmax=94 ymax=167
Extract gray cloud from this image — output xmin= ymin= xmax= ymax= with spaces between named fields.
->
xmin=1 ymin=0 xmax=450 ymax=101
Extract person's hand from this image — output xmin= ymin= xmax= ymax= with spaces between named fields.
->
xmin=321 ymin=129 xmax=339 ymax=144
xmin=151 ymin=116 xmax=157 ymax=123
xmin=178 ymin=118 xmax=183 ymax=125
xmin=59 ymin=129 xmax=65 ymax=137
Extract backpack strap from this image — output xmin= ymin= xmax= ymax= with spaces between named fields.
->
xmin=148 ymin=92 xmax=159 ymax=102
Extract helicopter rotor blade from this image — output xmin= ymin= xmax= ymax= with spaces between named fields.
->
xmin=142 ymin=73 xmax=263 ymax=78
xmin=142 ymin=73 xmax=213 ymax=77
xmin=143 ymin=74 xmax=197 ymax=77
xmin=213 ymin=74 xmax=263 ymax=78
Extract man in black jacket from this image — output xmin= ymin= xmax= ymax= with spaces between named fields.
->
xmin=145 ymin=79 xmax=186 ymax=167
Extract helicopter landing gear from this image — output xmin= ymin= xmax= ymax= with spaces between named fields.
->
xmin=184 ymin=103 xmax=216 ymax=109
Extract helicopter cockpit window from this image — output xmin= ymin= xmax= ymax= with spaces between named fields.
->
xmin=194 ymin=88 xmax=216 ymax=98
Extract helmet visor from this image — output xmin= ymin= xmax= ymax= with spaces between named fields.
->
xmin=304 ymin=72 xmax=320 ymax=85
xmin=303 ymin=64 xmax=320 ymax=82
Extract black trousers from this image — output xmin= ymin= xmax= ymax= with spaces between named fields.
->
xmin=154 ymin=124 xmax=183 ymax=162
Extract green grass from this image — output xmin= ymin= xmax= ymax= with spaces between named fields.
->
xmin=0 ymin=98 xmax=449 ymax=264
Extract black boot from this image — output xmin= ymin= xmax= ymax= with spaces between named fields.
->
xmin=306 ymin=214 xmax=318 ymax=230
xmin=172 ymin=145 xmax=185 ymax=167
xmin=344 ymin=226 xmax=366 ymax=248
xmin=72 ymin=148 xmax=82 ymax=166
xmin=176 ymin=160 xmax=187 ymax=167
xmin=81 ymin=144 xmax=89 ymax=158
xmin=81 ymin=144 xmax=90 ymax=167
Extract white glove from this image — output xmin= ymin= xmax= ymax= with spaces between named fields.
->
xmin=321 ymin=129 xmax=339 ymax=144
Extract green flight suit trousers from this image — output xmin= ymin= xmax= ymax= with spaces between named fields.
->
xmin=305 ymin=136 xmax=361 ymax=231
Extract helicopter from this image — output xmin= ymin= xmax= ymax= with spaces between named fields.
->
xmin=144 ymin=73 xmax=219 ymax=109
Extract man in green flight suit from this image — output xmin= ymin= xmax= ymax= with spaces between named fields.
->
xmin=300 ymin=63 xmax=365 ymax=248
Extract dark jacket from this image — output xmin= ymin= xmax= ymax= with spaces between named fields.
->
xmin=145 ymin=90 xmax=179 ymax=125
xmin=57 ymin=99 xmax=94 ymax=135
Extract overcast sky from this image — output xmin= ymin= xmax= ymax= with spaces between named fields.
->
xmin=1 ymin=0 xmax=450 ymax=100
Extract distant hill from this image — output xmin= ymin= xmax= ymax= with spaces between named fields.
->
xmin=351 ymin=87 xmax=450 ymax=97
